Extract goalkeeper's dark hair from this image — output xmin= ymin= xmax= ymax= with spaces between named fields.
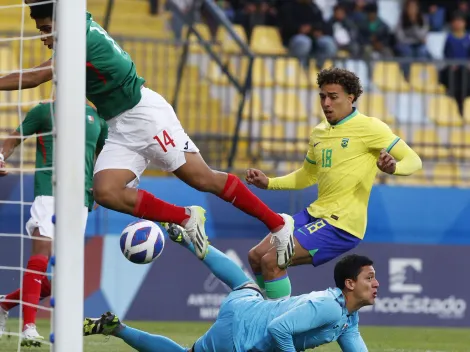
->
xmin=317 ymin=67 xmax=363 ymax=103
xmin=29 ymin=2 xmax=55 ymax=20
xmin=334 ymin=254 xmax=373 ymax=290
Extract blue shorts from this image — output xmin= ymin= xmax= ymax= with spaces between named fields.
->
xmin=293 ymin=208 xmax=361 ymax=267
xmin=193 ymin=289 xmax=262 ymax=352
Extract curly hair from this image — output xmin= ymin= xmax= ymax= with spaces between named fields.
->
xmin=317 ymin=67 xmax=363 ymax=103
xmin=29 ymin=2 xmax=54 ymax=20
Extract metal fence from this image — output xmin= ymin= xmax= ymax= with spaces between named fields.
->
xmin=1 ymin=33 xmax=469 ymax=187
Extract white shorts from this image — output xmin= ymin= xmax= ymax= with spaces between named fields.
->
xmin=93 ymin=87 xmax=199 ymax=187
xmin=26 ymin=196 xmax=89 ymax=239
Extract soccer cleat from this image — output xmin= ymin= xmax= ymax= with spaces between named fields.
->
xmin=162 ymin=223 xmax=191 ymax=246
xmin=20 ymin=324 xmax=44 ymax=347
xmin=270 ymin=214 xmax=295 ymax=269
xmin=83 ymin=312 xmax=121 ymax=337
xmin=0 ymin=296 xmax=8 ymax=339
xmin=183 ymin=206 xmax=209 ymax=260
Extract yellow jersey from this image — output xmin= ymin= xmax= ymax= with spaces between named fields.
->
xmin=305 ymin=109 xmax=399 ymax=239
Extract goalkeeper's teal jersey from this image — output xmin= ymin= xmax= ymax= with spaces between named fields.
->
xmin=86 ymin=12 xmax=145 ymax=120
xmin=17 ymin=103 xmax=108 ymax=210
xmin=230 ymin=288 xmax=366 ymax=351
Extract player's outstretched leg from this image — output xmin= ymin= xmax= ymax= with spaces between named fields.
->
xmin=0 ymin=279 xmax=51 ymax=338
xmin=165 ymin=224 xmax=253 ymax=290
xmin=172 ymin=152 xmax=296 ymax=267
xmin=93 ymin=169 xmax=208 ymax=259
xmin=83 ymin=312 xmax=187 ymax=352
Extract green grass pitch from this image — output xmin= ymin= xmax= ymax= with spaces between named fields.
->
xmin=0 ymin=319 xmax=469 ymax=351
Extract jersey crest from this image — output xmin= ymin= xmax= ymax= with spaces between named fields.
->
xmin=341 ymin=138 xmax=349 ymax=149
xmin=87 ymin=115 xmax=95 ymax=123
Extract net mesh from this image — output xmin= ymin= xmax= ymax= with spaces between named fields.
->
xmin=0 ymin=0 xmax=56 ymax=350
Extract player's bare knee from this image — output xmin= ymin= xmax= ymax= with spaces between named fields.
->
xmin=31 ymin=230 xmax=52 ymax=257
xmin=248 ymin=247 xmax=261 ymax=269
xmin=260 ymin=251 xmax=279 ymax=274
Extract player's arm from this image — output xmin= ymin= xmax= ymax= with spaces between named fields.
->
xmin=246 ymin=149 xmax=318 ymax=190
xmin=0 ymin=59 xmax=52 ymax=90
xmin=364 ymin=119 xmax=422 ymax=176
xmin=337 ymin=323 xmax=368 ymax=352
xmin=267 ymin=299 xmax=341 ymax=351
xmin=0 ymin=105 xmax=45 ymax=174
xmin=378 ymin=139 xmax=422 ymax=176
xmin=96 ymin=118 xmax=108 ymax=158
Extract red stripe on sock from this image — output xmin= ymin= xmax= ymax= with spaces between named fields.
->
xmin=132 ymin=189 xmax=189 ymax=225
xmin=22 ymin=255 xmax=48 ymax=328
xmin=219 ymin=174 xmax=284 ymax=232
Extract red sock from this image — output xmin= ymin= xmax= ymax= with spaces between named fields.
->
xmin=1 ymin=289 xmax=21 ymax=311
xmin=40 ymin=277 xmax=51 ymax=299
xmin=0 ymin=276 xmax=51 ymax=312
xmin=219 ymin=174 xmax=284 ymax=232
xmin=22 ymin=255 xmax=48 ymax=328
xmin=133 ymin=189 xmax=189 ymax=225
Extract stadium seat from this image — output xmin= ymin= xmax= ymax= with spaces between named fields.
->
xmin=181 ymin=23 xmax=214 ymax=53
xmin=409 ymin=63 xmax=445 ymax=94
xmin=207 ymin=59 xmax=231 ymax=86
xmin=372 ymin=62 xmax=410 ymax=92
xmin=462 ymin=97 xmax=470 ymax=124
xmin=296 ymin=124 xmax=313 ymax=151
xmin=274 ymin=92 xmax=308 ymax=121
xmin=412 ymin=128 xmax=449 ymax=159
xmin=216 ymin=25 xmax=247 ymax=54
xmin=274 ymin=58 xmax=310 ymax=88
xmin=0 ymin=112 xmax=21 ymax=132
xmin=250 ymin=26 xmax=286 ymax=55
xmin=449 ymin=130 xmax=470 ymax=160
xmin=232 ymin=92 xmax=270 ymax=121
xmin=432 ymin=163 xmax=463 ymax=187
xmin=427 ymin=95 xmax=463 ymax=127
xmin=238 ymin=57 xmax=273 ymax=87
xmin=261 ymin=124 xmax=295 ymax=153
xmin=356 ymin=93 xmax=395 ymax=125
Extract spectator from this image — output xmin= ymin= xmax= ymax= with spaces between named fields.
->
xmin=278 ymin=0 xmax=337 ymax=66
xmin=358 ymin=3 xmax=392 ymax=59
xmin=439 ymin=12 xmax=470 ymax=115
xmin=230 ymin=0 xmax=278 ymax=41
xmin=421 ymin=0 xmax=447 ymax=32
xmin=166 ymin=0 xmax=195 ymax=42
xmin=325 ymin=4 xmax=360 ymax=57
xmin=395 ymin=0 xmax=429 ymax=77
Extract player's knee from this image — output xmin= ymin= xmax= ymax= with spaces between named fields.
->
xmin=260 ymin=251 xmax=278 ymax=273
xmin=93 ymin=182 xmax=119 ymax=207
xmin=248 ymin=247 xmax=263 ymax=269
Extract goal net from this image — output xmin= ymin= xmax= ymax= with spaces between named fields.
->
xmin=0 ymin=0 xmax=86 ymax=351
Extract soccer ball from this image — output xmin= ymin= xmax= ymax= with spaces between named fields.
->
xmin=120 ymin=220 xmax=165 ymax=264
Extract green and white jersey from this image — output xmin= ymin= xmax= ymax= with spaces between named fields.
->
xmin=17 ymin=103 xmax=108 ymax=210
xmin=86 ymin=12 xmax=146 ymax=120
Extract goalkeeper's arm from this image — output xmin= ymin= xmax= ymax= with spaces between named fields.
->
xmin=0 ymin=59 xmax=52 ymax=90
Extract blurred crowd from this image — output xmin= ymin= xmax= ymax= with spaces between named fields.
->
xmin=169 ymin=0 xmax=470 ymax=61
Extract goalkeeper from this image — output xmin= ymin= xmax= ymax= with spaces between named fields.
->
xmin=0 ymin=102 xmax=107 ymax=346
xmin=84 ymin=224 xmax=377 ymax=352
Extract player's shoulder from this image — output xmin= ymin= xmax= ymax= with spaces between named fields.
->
xmin=28 ymin=101 xmax=53 ymax=116
xmin=355 ymin=111 xmax=393 ymax=133
xmin=306 ymin=290 xmax=343 ymax=317
xmin=312 ymin=120 xmax=328 ymax=133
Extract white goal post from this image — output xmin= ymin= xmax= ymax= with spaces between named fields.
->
xmin=53 ymin=0 xmax=86 ymax=350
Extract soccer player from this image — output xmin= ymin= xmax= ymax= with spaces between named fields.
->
xmin=0 ymin=101 xmax=107 ymax=346
xmin=83 ymin=224 xmax=378 ymax=351
xmin=246 ymin=67 xmax=422 ymax=300
xmin=0 ymin=2 xmax=295 ymax=263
